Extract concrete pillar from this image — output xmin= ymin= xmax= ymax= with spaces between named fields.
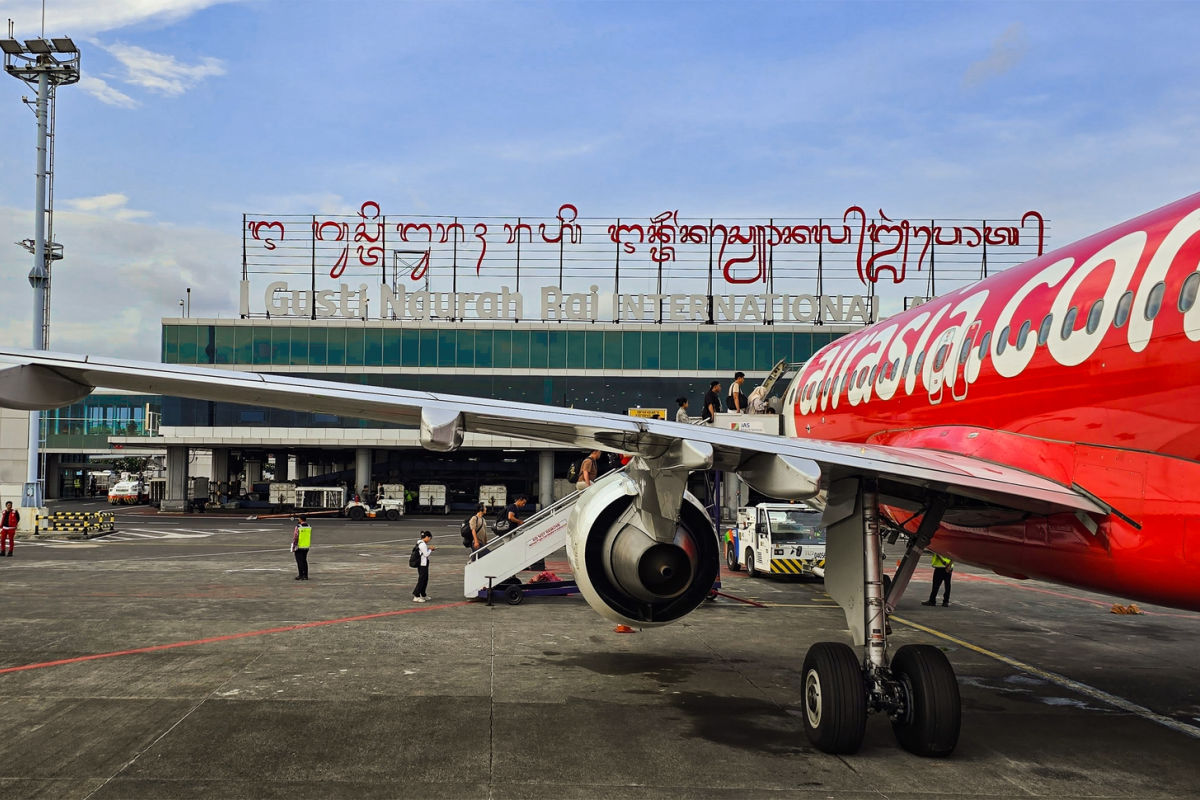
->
xmin=295 ymin=455 xmax=308 ymax=481
xmin=538 ymin=450 xmax=554 ymax=511
xmin=355 ymin=447 xmax=371 ymax=499
xmin=44 ymin=453 xmax=61 ymax=500
xmin=161 ymin=446 xmax=189 ymax=513
xmin=245 ymin=459 xmax=262 ymax=486
xmin=275 ymin=453 xmax=289 ymax=482
xmin=210 ymin=448 xmax=229 ymax=484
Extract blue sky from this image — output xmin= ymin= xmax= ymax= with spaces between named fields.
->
xmin=2 ymin=0 xmax=1199 ymax=359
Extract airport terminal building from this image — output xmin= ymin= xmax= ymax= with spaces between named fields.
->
xmin=6 ymin=200 xmax=1046 ymax=515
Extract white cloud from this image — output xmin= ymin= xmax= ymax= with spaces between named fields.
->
xmin=63 ymin=193 xmax=153 ymax=221
xmin=2 ymin=1 xmax=244 ymax=38
xmin=104 ymin=43 xmax=225 ymax=96
xmin=78 ymin=75 xmax=140 ymax=109
xmin=964 ymin=23 xmax=1029 ymax=88
xmin=0 ymin=205 xmax=238 ymax=360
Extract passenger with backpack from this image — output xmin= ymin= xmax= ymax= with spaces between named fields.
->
xmin=411 ymin=530 xmax=435 ymax=602
xmin=463 ymin=505 xmax=489 ymax=553
xmin=575 ymin=450 xmax=601 ymax=491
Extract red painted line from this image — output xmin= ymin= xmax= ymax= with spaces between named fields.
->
xmin=0 ymin=600 xmax=471 ymax=675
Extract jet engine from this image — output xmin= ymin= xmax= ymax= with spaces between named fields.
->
xmin=566 ymin=470 xmax=720 ymax=626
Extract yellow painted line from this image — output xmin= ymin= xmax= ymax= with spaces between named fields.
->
xmin=892 ymin=615 xmax=1200 ymax=741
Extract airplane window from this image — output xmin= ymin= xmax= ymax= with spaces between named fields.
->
xmin=959 ymin=338 xmax=973 ymax=364
xmin=902 ymin=354 xmax=911 ymax=376
xmin=870 ymin=365 xmax=879 ymax=384
xmin=1086 ymin=299 xmax=1104 ymax=334
xmin=932 ymin=344 xmax=948 ymax=371
xmin=819 ymin=379 xmax=827 ymax=396
xmin=1113 ymin=291 xmax=1134 ymax=328
xmin=977 ymin=331 xmax=991 ymax=359
xmin=857 ymin=368 xmax=867 ymax=389
xmin=1145 ymin=281 xmax=1166 ymax=320
xmin=892 ymin=357 xmax=901 ymax=378
xmin=1178 ymin=272 xmax=1199 ymax=312
xmin=996 ymin=326 xmax=1009 ymax=355
xmin=1017 ymin=320 xmax=1031 ymax=349
xmin=1037 ymin=314 xmax=1053 ymax=345
xmin=1060 ymin=307 xmax=1078 ymax=339
xmin=914 ymin=351 xmax=926 ymax=373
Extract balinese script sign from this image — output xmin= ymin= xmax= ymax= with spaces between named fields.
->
xmin=241 ymin=201 xmax=1047 ymax=323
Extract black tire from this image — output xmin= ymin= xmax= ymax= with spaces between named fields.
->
xmin=745 ymin=548 xmax=758 ymax=578
xmin=385 ymin=509 xmax=401 ymax=521
xmin=348 ymin=506 xmax=366 ymax=521
xmin=726 ymin=544 xmax=739 ymax=571
xmin=801 ymin=642 xmax=867 ymax=754
xmin=890 ymin=644 xmax=960 ymax=757
xmin=504 ymin=585 xmax=524 ymax=605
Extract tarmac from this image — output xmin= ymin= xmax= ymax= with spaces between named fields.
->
xmin=1 ymin=503 xmax=1198 ymax=799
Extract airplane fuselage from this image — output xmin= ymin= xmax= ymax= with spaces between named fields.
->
xmin=786 ymin=194 xmax=1200 ymax=610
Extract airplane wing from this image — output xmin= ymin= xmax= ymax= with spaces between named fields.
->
xmin=0 ymin=348 xmax=1104 ymax=520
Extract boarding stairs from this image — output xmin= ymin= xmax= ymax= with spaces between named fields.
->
xmin=462 ymin=488 xmax=583 ymax=598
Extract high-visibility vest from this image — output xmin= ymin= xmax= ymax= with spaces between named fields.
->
xmin=296 ymin=526 xmax=312 ymax=549
xmin=931 ymin=552 xmax=952 ymax=569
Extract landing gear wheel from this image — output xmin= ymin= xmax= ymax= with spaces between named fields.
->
xmin=801 ymin=642 xmax=867 ymax=754
xmin=726 ymin=545 xmax=739 ymax=571
xmin=889 ymin=644 xmax=960 ymax=757
xmin=504 ymin=585 xmax=524 ymax=605
xmin=347 ymin=506 xmax=366 ymax=521
xmin=745 ymin=549 xmax=758 ymax=578
xmin=385 ymin=509 xmax=401 ymax=521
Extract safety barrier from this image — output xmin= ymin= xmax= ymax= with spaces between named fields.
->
xmin=35 ymin=511 xmax=116 ymax=536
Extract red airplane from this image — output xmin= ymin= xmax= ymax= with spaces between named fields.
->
xmin=1 ymin=194 xmax=1196 ymax=760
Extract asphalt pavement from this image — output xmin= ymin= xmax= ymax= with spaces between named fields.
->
xmin=1 ymin=502 xmax=1198 ymax=799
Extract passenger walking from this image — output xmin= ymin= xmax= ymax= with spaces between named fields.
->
xmin=727 ymin=372 xmax=746 ymax=413
xmin=922 ymin=552 xmax=954 ymax=607
xmin=575 ymin=450 xmax=601 ymax=491
xmin=702 ymin=381 xmax=722 ymax=422
xmin=413 ymin=530 xmax=435 ymax=602
xmin=0 ymin=501 xmax=18 ymax=557
xmin=503 ymin=496 xmax=528 ymax=531
xmin=469 ymin=504 xmax=489 ymax=552
xmin=291 ymin=515 xmax=312 ymax=580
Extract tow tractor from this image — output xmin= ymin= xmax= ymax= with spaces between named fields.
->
xmin=729 ymin=502 xmax=826 ymax=578
xmin=344 ymin=483 xmax=406 ymax=521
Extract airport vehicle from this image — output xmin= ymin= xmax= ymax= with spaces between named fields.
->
xmin=345 ymin=483 xmax=406 ymax=520
xmin=294 ymin=486 xmax=345 ymax=511
xmin=731 ymin=503 xmax=826 ymax=578
xmin=4 ymin=194 xmax=1200 ymax=759
xmin=478 ymin=484 xmax=507 ymax=510
xmin=107 ymin=479 xmax=146 ymax=505
xmin=417 ymin=483 xmax=450 ymax=514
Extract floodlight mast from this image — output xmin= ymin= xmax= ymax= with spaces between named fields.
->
xmin=3 ymin=20 xmax=79 ymax=508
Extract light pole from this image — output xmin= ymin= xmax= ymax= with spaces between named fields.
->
xmin=3 ymin=24 xmax=80 ymax=508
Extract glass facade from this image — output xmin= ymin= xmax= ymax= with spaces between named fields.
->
xmin=163 ymin=324 xmax=839 ymax=373
xmin=43 ymin=394 xmax=162 ymax=449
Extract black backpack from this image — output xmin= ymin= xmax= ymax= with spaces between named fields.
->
xmin=461 ymin=517 xmax=474 ymax=546
xmin=408 ymin=543 xmax=421 ymax=568
xmin=566 ymin=459 xmax=582 ymax=482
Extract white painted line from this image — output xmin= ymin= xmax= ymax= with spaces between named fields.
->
xmin=894 ymin=615 xmax=1200 ymax=741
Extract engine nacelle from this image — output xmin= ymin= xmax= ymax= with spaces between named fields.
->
xmin=566 ymin=470 xmax=720 ymax=626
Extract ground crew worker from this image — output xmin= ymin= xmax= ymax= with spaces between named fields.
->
xmin=922 ymin=552 xmax=953 ymax=607
xmin=292 ymin=515 xmax=312 ymax=580
xmin=0 ymin=501 xmax=18 ymax=557
xmin=724 ymin=527 xmax=734 ymax=566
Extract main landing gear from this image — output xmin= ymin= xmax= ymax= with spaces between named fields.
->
xmin=801 ymin=479 xmax=960 ymax=757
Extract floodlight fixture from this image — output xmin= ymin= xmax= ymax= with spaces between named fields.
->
xmin=51 ymin=37 xmax=76 ymax=54
xmin=23 ymin=38 xmax=51 ymax=54
xmin=0 ymin=39 xmax=22 ymax=55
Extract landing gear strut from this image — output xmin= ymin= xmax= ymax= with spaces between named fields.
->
xmin=801 ymin=479 xmax=960 ymax=757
